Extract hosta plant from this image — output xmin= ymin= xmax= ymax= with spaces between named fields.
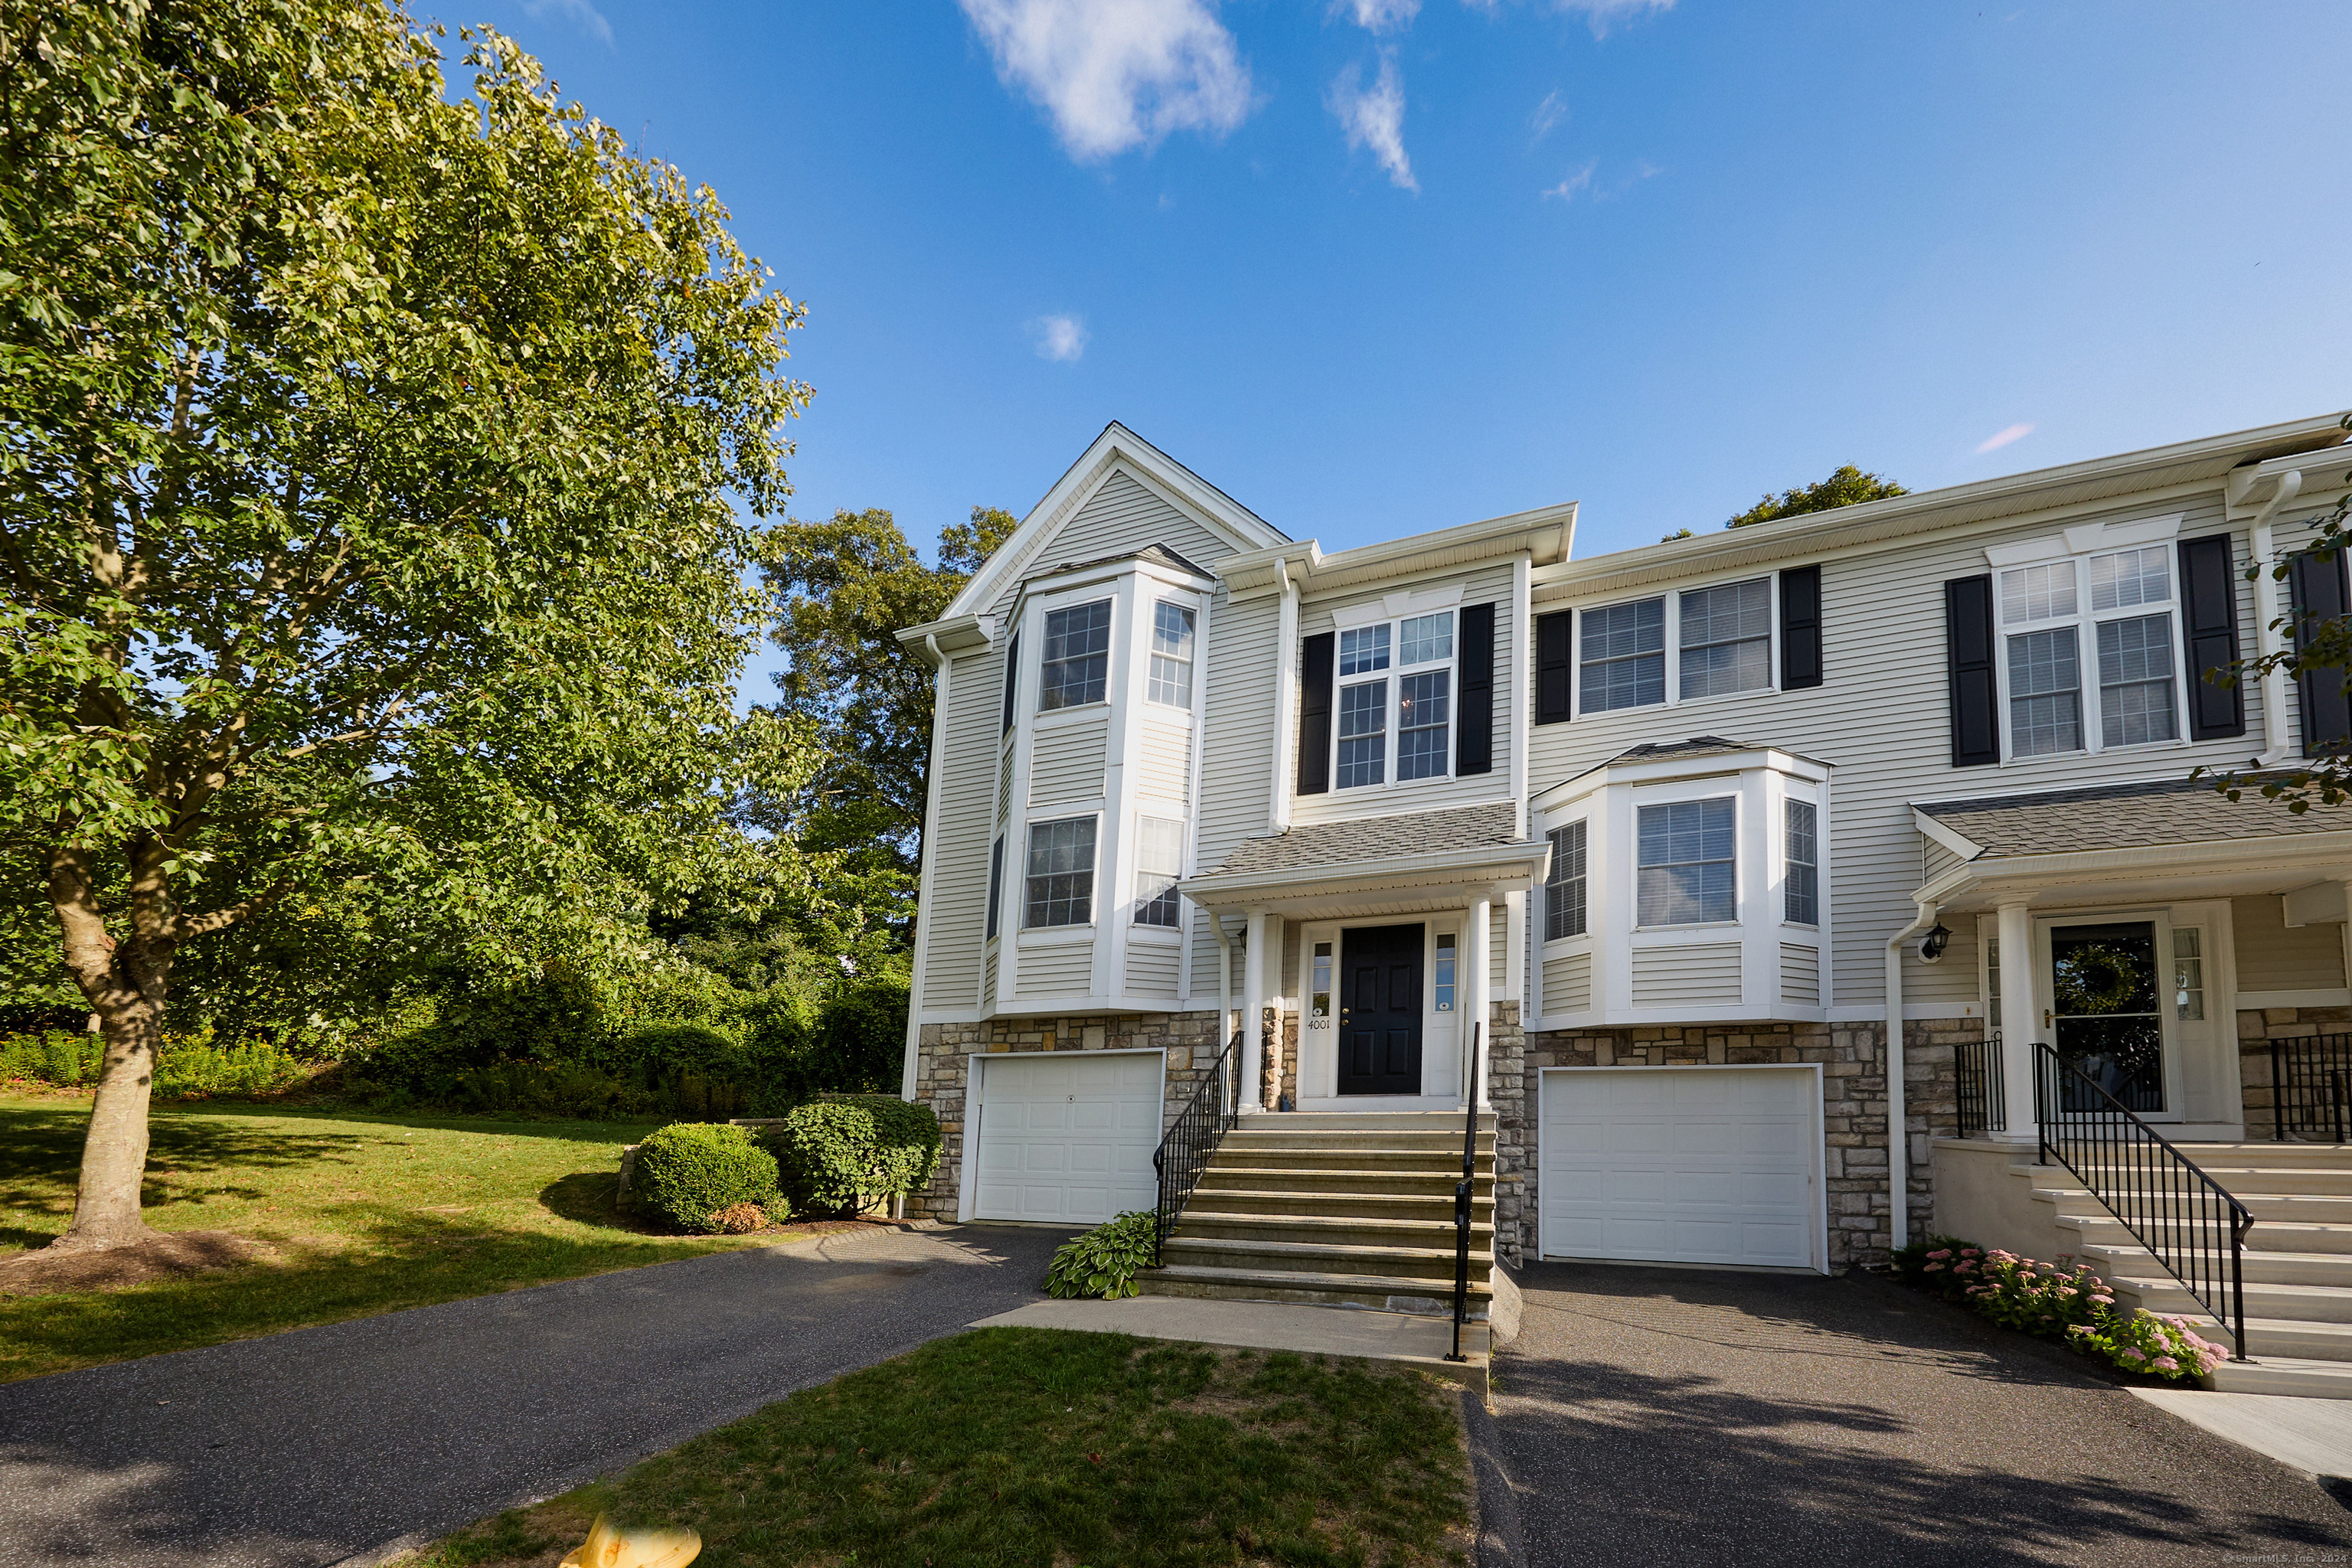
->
xmin=1045 ymin=1210 xmax=1159 ymax=1300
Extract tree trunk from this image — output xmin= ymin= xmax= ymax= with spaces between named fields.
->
xmin=57 ymin=985 xmax=167 ymax=1252
xmin=43 ymin=847 xmax=170 ymax=1254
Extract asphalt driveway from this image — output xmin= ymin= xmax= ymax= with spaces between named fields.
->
xmin=1475 ymin=1260 xmax=2352 ymax=1567
xmin=0 ymin=1222 xmax=1070 ymax=1568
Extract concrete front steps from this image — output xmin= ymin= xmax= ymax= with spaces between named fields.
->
xmin=1139 ymin=1109 xmax=1497 ymax=1318
xmin=2004 ymin=1141 xmax=2352 ymax=1397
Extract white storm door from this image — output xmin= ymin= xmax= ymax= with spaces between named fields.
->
xmin=1540 ymin=1066 xmax=1821 ymax=1270
xmin=973 ymin=1051 xmax=1163 ymax=1223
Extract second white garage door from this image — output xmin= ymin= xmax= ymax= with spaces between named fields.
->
xmin=973 ymin=1051 xmax=1162 ymax=1224
xmin=1539 ymin=1066 xmax=1822 ymax=1270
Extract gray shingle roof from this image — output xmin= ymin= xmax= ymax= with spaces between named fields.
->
xmin=1916 ymin=776 xmax=2352 ymax=859
xmin=1030 ymin=542 xmax=1217 ymax=583
xmin=1198 ymin=802 xmax=1523 ymax=879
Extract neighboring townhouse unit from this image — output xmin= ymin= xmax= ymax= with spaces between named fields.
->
xmin=897 ymin=416 xmax=2352 ymax=1367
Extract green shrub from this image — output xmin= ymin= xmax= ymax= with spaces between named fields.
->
xmin=153 ymin=1040 xmax=307 ymax=1099
xmin=766 ymin=1095 xmax=941 ymax=1216
xmin=452 ymin=1060 xmax=650 ymax=1119
xmin=635 ymin=1121 xmax=782 ymax=1233
xmin=1046 ymin=1211 xmax=1158 ymax=1299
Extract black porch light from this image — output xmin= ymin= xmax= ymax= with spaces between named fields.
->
xmin=1919 ymin=923 xmax=1952 ymax=962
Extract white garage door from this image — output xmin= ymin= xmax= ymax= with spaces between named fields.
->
xmin=1540 ymin=1067 xmax=1821 ymax=1270
xmin=974 ymin=1052 xmax=1163 ymax=1223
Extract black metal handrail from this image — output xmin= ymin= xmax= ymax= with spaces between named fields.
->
xmin=1446 ymin=1023 xmax=1479 ymax=1364
xmin=2034 ymin=1044 xmax=2252 ymax=1361
xmin=1956 ymin=1032 xmax=2007 ymax=1136
xmin=1151 ymin=1029 xmax=1244 ymax=1266
xmin=2271 ymin=1034 xmax=2352 ymax=1142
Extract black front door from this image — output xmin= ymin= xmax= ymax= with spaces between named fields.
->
xmin=1339 ymin=923 xmax=1423 ymax=1096
xmin=2050 ymin=920 xmax=2166 ymax=1113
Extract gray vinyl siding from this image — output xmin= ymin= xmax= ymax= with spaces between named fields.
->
xmin=1030 ymin=717 xmax=1109 ymax=808
xmin=920 ymin=645 xmax=1002 ymax=1008
xmin=1017 ymin=941 xmax=1096 ymax=996
xmin=1190 ymin=593 xmax=1282 ymax=995
xmin=1780 ymin=943 xmax=1821 ymax=1004
xmin=1911 ymin=920 xmax=1982 ymax=1008
xmin=1527 ymin=489 xmax=2263 ymax=1011
xmin=1544 ymin=952 xmax=1592 ymax=1011
xmin=1126 ymin=939 xmax=1182 ymax=998
xmin=2233 ymin=894 xmax=2346 ymax=991
xmin=1292 ymin=561 xmax=1521 ymax=827
xmin=1631 ymin=944 xmax=1743 ymax=1006
xmin=1138 ymin=717 xmax=1192 ymax=802
xmin=987 ymin=469 xmax=1239 ymax=622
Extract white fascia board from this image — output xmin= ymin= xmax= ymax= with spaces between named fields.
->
xmin=1910 ymin=810 xmax=1986 ymax=862
xmin=942 ymin=423 xmax=1289 ymax=622
xmin=1530 ymin=413 xmax=2350 ymax=602
xmin=1259 ymin=506 xmax=1573 ymax=600
xmin=2227 ymin=449 xmax=2352 ymax=518
xmin=895 ymin=612 xmax=992 ymax=662
xmin=1178 ymin=837 xmax=1551 ymax=910
xmin=1914 ymin=830 xmax=2352 ymax=902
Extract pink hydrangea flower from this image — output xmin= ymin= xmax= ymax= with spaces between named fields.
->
xmin=1926 ymin=1249 xmax=1952 ymax=1259
xmin=1922 ymin=1262 xmax=1944 ymax=1272
xmin=2118 ymin=1347 xmax=2145 ymax=1362
xmin=2151 ymin=1356 xmax=2180 ymax=1372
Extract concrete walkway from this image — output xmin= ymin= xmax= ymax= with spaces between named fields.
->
xmin=975 ymin=1295 xmax=1490 ymax=1385
xmin=1475 ymin=1261 xmax=2352 ymax=1567
xmin=2132 ymin=1387 xmax=2352 ymax=1481
xmin=0 ymin=1223 xmax=1070 ymax=1568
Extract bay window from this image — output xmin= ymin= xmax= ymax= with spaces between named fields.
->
xmin=1638 ymin=798 xmax=1736 ymax=926
xmin=1545 ymin=821 xmax=1587 ymax=939
xmin=1024 ymin=816 xmax=1096 ymax=927
xmin=1148 ymin=601 xmax=1195 ymax=707
xmin=1132 ymin=816 xmax=1184 ymax=926
xmin=1039 ymin=600 xmax=1112 ymax=710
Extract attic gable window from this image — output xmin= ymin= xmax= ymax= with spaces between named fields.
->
xmin=1039 ymin=600 xmax=1112 ymax=710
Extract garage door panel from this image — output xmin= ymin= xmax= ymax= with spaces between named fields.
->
xmin=975 ymin=1054 xmax=1163 ymax=1223
xmin=1540 ymin=1067 xmax=1820 ymax=1271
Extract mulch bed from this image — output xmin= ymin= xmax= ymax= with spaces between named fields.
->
xmin=0 ymin=1230 xmax=273 ymax=1297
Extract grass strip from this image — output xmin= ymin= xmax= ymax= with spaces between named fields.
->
xmin=410 ymin=1327 xmax=1472 ymax=1568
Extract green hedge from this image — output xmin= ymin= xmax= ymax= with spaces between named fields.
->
xmin=766 ymin=1095 xmax=940 ymax=1216
xmin=634 ymin=1122 xmax=786 ymax=1234
xmin=1 ymin=1031 xmax=305 ymax=1100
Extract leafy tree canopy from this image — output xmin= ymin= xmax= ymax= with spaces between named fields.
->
xmin=0 ymin=0 xmax=812 ymax=1248
xmin=1726 ymin=466 xmax=1909 ymax=529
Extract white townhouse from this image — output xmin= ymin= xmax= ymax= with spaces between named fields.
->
xmin=896 ymin=416 xmax=2352 ymax=1388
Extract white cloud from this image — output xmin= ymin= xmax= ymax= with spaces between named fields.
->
xmin=958 ymin=0 xmax=1254 ymax=161
xmin=1530 ymin=90 xmax=1569 ymax=140
xmin=1336 ymin=0 xmax=1421 ymax=31
xmin=1540 ymin=158 xmax=1597 ymax=201
xmin=1975 ymin=422 xmax=2035 ymax=454
xmin=1553 ymin=0 xmax=1674 ymax=39
xmin=1031 ymin=314 xmax=1090 ymax=362
xmin=518 ymin=0 xmax=612 ymax=43
xmin=1328 ymin=52 xmax=1417 ymax=192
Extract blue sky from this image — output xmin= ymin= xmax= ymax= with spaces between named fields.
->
xmin=468 ymin=1 xmax=2352 ymax=701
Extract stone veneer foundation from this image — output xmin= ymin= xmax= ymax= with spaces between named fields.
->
xmin=908 ymin=1004 xmax=1984 ymax=1269
xmin=2239 ymin=1004 xmax=2352 ymax=1138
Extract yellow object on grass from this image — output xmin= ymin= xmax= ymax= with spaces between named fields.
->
xmin=559 ymin=1512 xmax=701 ymax=1568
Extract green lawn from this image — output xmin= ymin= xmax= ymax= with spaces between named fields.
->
xmin=407 ymin=1328 xmax=1472 ymax=1568
xmin=0 ymin=1094 xmax=796 ymax=1383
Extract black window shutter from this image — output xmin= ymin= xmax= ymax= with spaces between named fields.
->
xmin=1297 ymin=632 xmax=1334 ymax=794
xmin=999 ymin=632 xmax=1019 ymax=734
xmin=1779 ymin=565 xmax=1823 ymax=690
xmin=2291 ymin=547 xmax=2352 ymax=756
xmin=1534 ymin=609 xmax=1573 ymax=724
xmin=1457 ymin=603 xmax=1495 ymax=776
xmin=2177 ymin=533 xmax=2246 ymax=741
xmin=1945 ymin=575 xmax=1999 ymax=767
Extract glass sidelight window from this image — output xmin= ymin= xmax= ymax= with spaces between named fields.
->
xmin=1312 ymin=942 xmax=1333 ymax=1019
xmin=1435 ymin=933 xmax=1456 ymax=1011
xmin=2172 ymin=928 xmax=2205 ymax=1021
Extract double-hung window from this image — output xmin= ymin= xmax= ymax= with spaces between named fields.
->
xmin=1581 ymin=598 xmax=1665 ymax=712
xmin=1148 ymin=601 xmax=1194 ymax=707
xmin=1132 ymin=816 xmax=1184 ymax=926
xmin=1637 ymin=799 xmax=1736 ymax=925
xmin=1680 ymin=579 xmax=1772 ymax=698
xmin=1038 ymin=600 xmax=1112 ymax=710
xmin=1334 ymin=612 xmax=1455 ymax=788
xmin=1784 ymin=800 xmax=1818 ymax=925
xmin=1997 ymin=546 xmax=2180 ymax=756
xmin=1544 ymin=822 xmax=1588 ymax=940
xmin=1024 ymin=817 xmax=1096 ymax=927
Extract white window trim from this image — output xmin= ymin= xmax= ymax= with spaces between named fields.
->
xmin=1145 ymin=597 xmax=1197 ymax=710
xmin=1035 ymin=592 xmax=1117 ymax=717
xmin=1632 ymin=788 xmax=1742 ymax=932
xmin=1779 ymin=787 xmax=1821 ymax=932
xmin=1989 ymin=544 xmax=2194 ymax=764
xmin=1330 ymin=609 xmax=1460 ymax=792
xmin=1020 ymin=810 xmax=1101 ymax=933
xmin=1570 ymin=570 xmax=1782 ymax=720
xmin=1540 ymin=818 xmax=1591 ymax=949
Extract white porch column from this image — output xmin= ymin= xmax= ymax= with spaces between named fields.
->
xmin=1469 ymin=893 xmax=1494 ymax=1110
xmin=1241 ymin=908 xmax=1269 ymax=1112
xmin=1996 ymin=900 xmax=2039 ymax=1139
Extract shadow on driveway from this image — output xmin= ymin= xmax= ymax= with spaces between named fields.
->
xmin=1480 ymin=1260 xmax=2352 ymax=1567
